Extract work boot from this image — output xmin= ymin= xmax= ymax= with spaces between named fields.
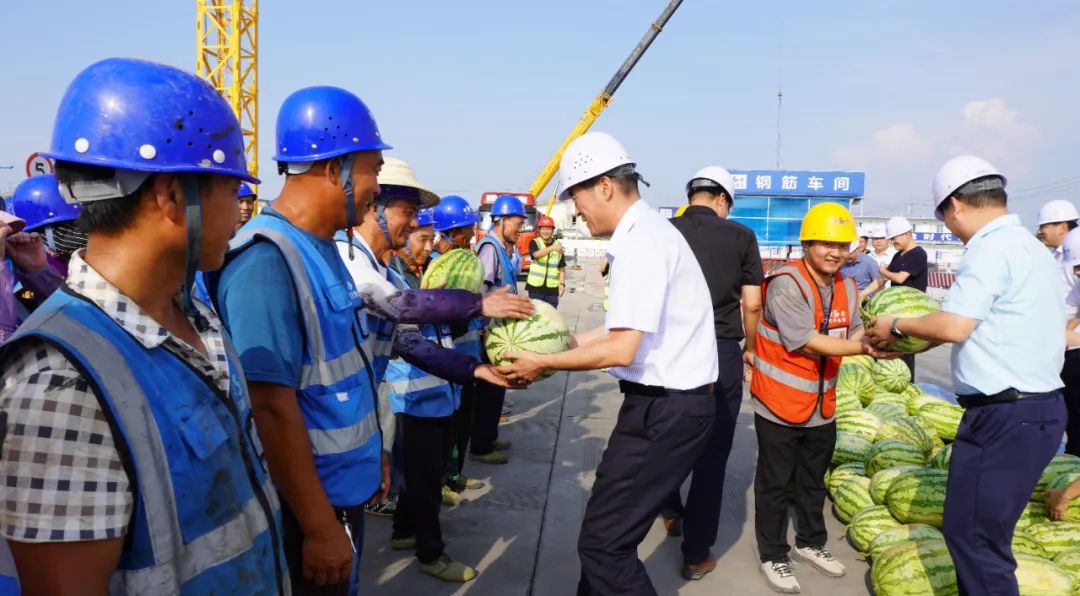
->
xmin=448 ymin=475 xmax=485 ymax=491
xmin=469 ymin=450 xmax=509 ymax=465
xmin=491 ymin=439 xmax=513 ymax=451
xmin=760 ymin=558 xmax=800 ymax=593
xmin=363 ymin=494 xmax=398 ymax=517
xmin=792 ymin=545 xmax=846 ymax=577
xmin=390 ymin=535 xmax=416 ymax=551
xmin=419 ymin=554 xmax=478 ymax=583
xmin=442 ymin=485 xmax=463 ymax=506
xmin=682 ymin=556 xmax=717 ymax=581
xmin=662 ymin=516 xmax=682 ymax=537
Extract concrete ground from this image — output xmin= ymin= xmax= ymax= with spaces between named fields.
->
xmin=359 ymin=259 xmax=953 ymax=595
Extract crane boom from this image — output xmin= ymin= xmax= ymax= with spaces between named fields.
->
xmin=533 ymin=0 xmax=684 ymax=215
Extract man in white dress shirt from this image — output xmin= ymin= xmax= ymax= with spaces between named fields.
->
xmin=499 ymin=132 xmax=719 ymax=595
xmin=1037 ymin=199 xmax=1080 ymax=313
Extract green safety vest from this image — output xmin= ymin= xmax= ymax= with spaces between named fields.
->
xmin=526 ymin=237 xmax=562 ymax=289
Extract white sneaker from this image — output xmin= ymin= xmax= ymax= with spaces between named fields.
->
xmin=792 ymin=545 xmax=846 ymax=578
xmin=760 ymin=559 xmax=801 ymax=593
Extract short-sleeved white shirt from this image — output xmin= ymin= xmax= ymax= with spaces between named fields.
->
xmin=604 ymin=200 xmax=719 ymax=389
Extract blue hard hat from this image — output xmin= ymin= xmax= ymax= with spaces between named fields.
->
xmin=433 ymin=195 xmax=480 ymax=232
xmin=416 ymin=208 xmax=436 ymax=228
xmin=41 ymin=57 xmax=257 ymax=184
xmin=237 ymin=182 xmax=256 ymax=199
xmin=11 ymin=175 xmax=81 ymax=232
xmin=491 ymin=195 xmax=526 ymax=218
xmin=273 ymin=86 xmax=392 ymax=163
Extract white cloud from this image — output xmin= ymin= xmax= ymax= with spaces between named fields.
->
xmin=833 ymin=122 xmax=931 ymax=170
xmin=961 ymin=98 xmax=1037 ymax=140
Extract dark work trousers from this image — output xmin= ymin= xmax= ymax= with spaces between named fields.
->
xmin=942 ymin=393 xmax=1065 ymax=596
xmin=471 ymin=352 xmax=506 ymax=455
xmin=1062 ymin=350 xmax=1080 ymax=456
xmin=281 ymin=495 xmax=364 ymax=595
xmin=528 ymin=288 xmax=559 ymax=309
xmin=393 ymin=414 xmax=456 ymax=564
xmin=902 ymin=352 xmax=916 ymax=382
xmin=753 ymin=415 xmax=836 ymax=562
xmin=660 ymin=339 xmax=744 ymax=564
xmin=450 ymin=380 xmax=477 ymax=477
xmin=576 ymin=390 xmax=715 ymax=595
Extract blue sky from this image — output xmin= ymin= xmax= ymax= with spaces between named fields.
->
xmin=1 ymin=0 xmax=1077 ymax=227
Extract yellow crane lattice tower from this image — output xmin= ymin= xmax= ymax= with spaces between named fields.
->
xmin=196 ymin=0 xmax=259 ymax=182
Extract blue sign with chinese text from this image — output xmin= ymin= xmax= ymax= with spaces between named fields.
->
xmin=729 ymin=170 xmax=865 ymax=198
xmin=914 ymin=232 xmax=960 ymax=244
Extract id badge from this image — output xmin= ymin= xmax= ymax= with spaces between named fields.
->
xmin=828 ymin=328 xmax=848 ymax=340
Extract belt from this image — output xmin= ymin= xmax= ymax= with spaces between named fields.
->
xmin=618 ymin=380 xmax=714 ymax=397
xmin=956 ymin=388 xmax=1053 ymax=408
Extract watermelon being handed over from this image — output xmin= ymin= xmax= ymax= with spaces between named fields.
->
xmin=485 ymin=300 xmax=571 ymax=380
xmin=871 ymin=539 xmax=957 ymax=596
xmin=860 ymin=286 xmax=940 ymax=353
xmin=873 ymin=358 xmax=912 ymax=393
xmin=868 ymin=523 xmax=945 ymax=560
xmin=421 ymin=248 xmax=484 ymax=292
xmin=1014 ymin=553 xmax=1074 ymax=595
xmin=847 ymin=505 xmax=901 ymax=553
xmin=885 ymin=468 xmax=949 ymax=527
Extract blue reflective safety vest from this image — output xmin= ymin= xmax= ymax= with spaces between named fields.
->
xmin=475 ymin=235 xmax=519 ymax=294
xmin=383 ymin=262 xmax=459 ymax=418
xmin=226 ymin=214 xmax=381 ymax=507
xmin=0 ymin=289 xmax=287 ymax=595
xmin=333 ymin=232 xmax=402 ymax=385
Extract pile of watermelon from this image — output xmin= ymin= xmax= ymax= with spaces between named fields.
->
xmin=830 ymin=359 xmax=1080 ymax=594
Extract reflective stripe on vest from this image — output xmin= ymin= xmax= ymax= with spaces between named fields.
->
xmin=526 ymin=238 xmax=561 ymax=289
xmin=750 ymin=259 xmax=857 ymax=424
xmin=3 ymin=294 xmax=287 ymax=595
xmin=228 ymin=215 xmax=381 ymax=506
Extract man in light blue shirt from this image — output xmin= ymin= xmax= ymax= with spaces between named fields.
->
xmin=865 ymin=156 xmax=1065 ymax=596
xmin=839 ymin=237 xmax=883 ymax=294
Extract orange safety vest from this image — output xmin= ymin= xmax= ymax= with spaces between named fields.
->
xmin=751 ymin=259 xmax=857 ymax=424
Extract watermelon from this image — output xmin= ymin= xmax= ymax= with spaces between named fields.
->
xmin=917 ymin=401 xmax=965 ymax=442
xmin=832 ymin=432 xmax=873 ymax=467
xmin=871 ymin=465 xmax=923 ymax=505
xmin=842 ymin=354 xmax=876 ymax=373
xmin=910 ymin=415 xmax=946 ymax=451
xmin=847 ymin=505 xmax=901 ymax=553
xmin=839 ymin=366 xmax=877 ymax=406
xmin=1013 ymin=532 xmax=1051 ymax=559
xmin=873 ymin=358 xmax=913 ymax=393
xmin=859 ymin=286 xmax=941 ymax=353
xmin=1023 ymin=522 xmax=1080 ymax=558
xmin=836 ymin=388 xmax=863 ymax=413
xmin=1033 ymin=455 xmax=1080 ymax=503
xmin=1052 ymin=550 xmax=1080 ymax=592
xmin=886 ymin=468 xmax=949 ymax=527
xmin=837 ymin=409 xmax=883 ymax=443
xmin=828 ymin=463 xmax=867 ymax=499
xmin=834 ymin=476 xmax=875 ymax=523
xmin=876 ymin=417 xmax=934 ymax=454
xmin=868 ymin=524 xmax=945 ymax=560
xmin=928 ymin=444 xmax=952 ymax=470
xmin=868 ymin=401 xmax=908 ymax=421
xmin=872 ymin=391 xmax=909 ymax=406
xmin=1018 ymin=501 xmax=1052 ymax=530
xmin=485 ymin=300 xmax=571 ymax=380
xmin=871 ymin=539 xmax=957 ymax=595
xmin=867 ymin=439 xmax=926 ymax=476
xmin=1050 ymin=472 xmax=1080 ymax=492
xmin=421 ymin=248 xmax=484 ymax=292
xmin=907 ymin=391 xmax=950 ymax=416
xmin=1014 ymin=553 xmax=1074 ymax=595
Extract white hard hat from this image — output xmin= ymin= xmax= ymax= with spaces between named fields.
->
xmin=1038 ymin=199 xmax=1080 ymax=226
xmin=556 ymin=132 xmax=634 ymax=201
xmin=931 ymin=155 xmax=1006 ymax=221
xmin=1063 ymin=228 xmax=1080 ymax=268
xmin=686 ymin=166 xmax=735 ymax=200
xmin=885 ymin=216 xmax=913 ymax=239
xmin=378 ymin=157 xmax=440 ymax=208
xmin=869 ymin=224 xmax=887 ymax=238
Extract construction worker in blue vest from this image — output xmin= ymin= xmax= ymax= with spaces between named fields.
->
xmin=866 ymin=155 xmax=1067 ymax=596
xmin=0 ymin=57 xmax=287 ymax=595
xmin=470 ymin=195 xmax=526 ymax=464
xmin=333 ymin=159 xmax=529 ymax=582
xmin=430 ymin=195 xmax=488 ymax=492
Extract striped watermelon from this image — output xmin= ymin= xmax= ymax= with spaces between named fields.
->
xmin=871 ymin=465 xmax=923 ymax=505
xmin=886 ymin=468 xmax=949 ymax=527
xmin=873 ymin=358 xmax=912 ymax=393
xmin=910 ymin=415 xmax=946 ymax=451
xmin=1033 ymin=455 xmax=1080 ymax=503
xmin=848 ymin=505 xmax=901 ymax=553
xmin=1013 ymin=532 xmax=1051 ymax=559
xmin=836 ymin=388 xmax=863 ymax=413
xmin=859 ymin=286 xmax=940 ymax=353
xmin=1018 ymin=501 xmax=1052 ymax=530
xmin=832 ymin=432 xmax=873 ymax=467
xmin=837 ymin=409 xmax=883 ymax=443
xmin=872 ymin=391 xmax=909 ymax=406
xmin=835 ymin=476 xmax=875 ymax=523
xmin=876 ymin=417 xmax=934 ymax=454
xmin=928 ymin=444 xmax=952 ymax=470
xmin=828 ymin=463 xmax=868 ymax=499
xmin=839 ymin=366 xmax=877 ymax=406
xmin=842 ymin=354 xmax=876 ymax=373
xmin=421 ymin=248 xmax=483 ymax=292
xmin=907 ymin=391 xmax=951 ymax=416
xmin=871 ymin=539 xmax=958 ymax=595
xmin=485 ymin=300 xmax=571 ymax=380
xmin=917 ymin=401 xmax=965 ymax=442
xmin=1048 ymin=473 xmax=1080 ymax=523
xmin=1051 ymin=550 xmax=1080 ymax=591
xmin=1014 ymin=553 xmax=1074 ymax=595
xmin=1023 ymin=522 xmax=1080 ymax=558
xmin=868 ymin=401 xmax=908 ymax=421
xmin=867 ymin=439 xmax=926 ymax=476
xmin=868 ymin=524 xmax=945 ymax=560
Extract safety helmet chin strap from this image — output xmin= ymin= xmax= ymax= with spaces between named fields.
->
xmin=180 ymin=175 xmax=203 ymax=315
xmin=339 ymin=153 xmax=358 ymax=261
xmin=375 ymin=199 xmax=394 ymax=250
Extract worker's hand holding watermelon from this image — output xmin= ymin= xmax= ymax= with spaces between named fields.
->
xmin=481 ymin=287 xmax=535 ymax=320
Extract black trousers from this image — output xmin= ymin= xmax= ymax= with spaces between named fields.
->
xmin=902 ymin=352 xmax=916 ymax=382
xmin=471 ymin=372 xmax=506 ymax=455
xmin=392 ymin=414 xmax=455 ymax=564
xmin=661 ymin=339 xmax=744 ymax=564
xmin=450 ymin=380 xmax=477 ymax=476
xmin=281 ymin=495 xmax=363 ymax=595
xmin=753 ymin=415 xmax=836 ymax=562
xmin=577 ymin=391 xmax=715 ymax=595
xmin=1062 ymin=350 xmax=1080 ymax=456
xmin=528 ymin=288 xmax=559 ymax=309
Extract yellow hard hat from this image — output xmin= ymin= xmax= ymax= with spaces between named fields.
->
xmin=675 ymin=204 xmax=689 ymax=217
xmin=799 ymin=202 xmax=857 ymax=243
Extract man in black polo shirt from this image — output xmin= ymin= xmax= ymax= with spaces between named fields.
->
xmin=880 ymin=215 xmax=928 ymax=379
xmin=662 ymin=166 xmax=765 ymax=579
